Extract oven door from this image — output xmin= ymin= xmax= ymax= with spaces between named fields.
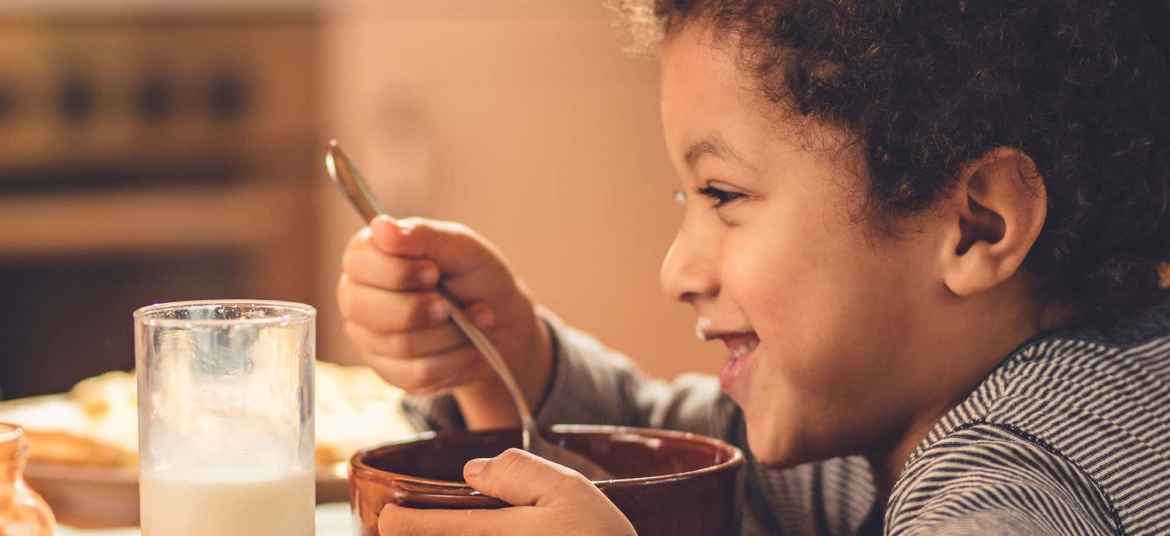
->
xmin=0 ymin=251 xmax=246 ymax=400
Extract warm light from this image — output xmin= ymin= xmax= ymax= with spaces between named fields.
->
xmin=331 ymin=461 xmax=347 ymax=480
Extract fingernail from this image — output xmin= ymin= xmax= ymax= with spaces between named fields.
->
xmin=372 ymin=215 xmax=396 ymax=231
xmin=395 ymin=219 xmax=416 ymax=236
xmin=464 ymin=458 xmax=488 ymax=477
xmin=428 ymin=300 xmax=448 ymax=322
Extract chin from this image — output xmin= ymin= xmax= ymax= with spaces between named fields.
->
xmin=744 ymin=426 xmax=806 ymax=470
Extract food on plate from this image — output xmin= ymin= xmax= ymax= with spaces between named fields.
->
xmin=0 ymin=361 xmax=418 ymax=469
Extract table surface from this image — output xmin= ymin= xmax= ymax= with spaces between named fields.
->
xmin=54 ymin=502 xmax=353 ymax=536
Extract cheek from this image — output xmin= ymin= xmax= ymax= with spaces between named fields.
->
xmin=723 ymin=229 xmax=855 ymax=366
xmin=725 ymin=232 xmax=928 ymax=463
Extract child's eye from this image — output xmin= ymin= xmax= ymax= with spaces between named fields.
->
xmin=697 ymin=185 xmax=746 ymax=207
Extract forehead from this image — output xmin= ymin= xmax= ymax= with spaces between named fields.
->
xmin=659 ymin=24 xmax=813 ymax=162
xmin=660 ymin=25 xmax=785 ymax=174
xmin=659 ymin=25 xmax=862 ymax=164
xmin=660 ymin=25 xmax=759 ymax=132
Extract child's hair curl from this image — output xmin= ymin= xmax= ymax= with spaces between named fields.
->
xmin=615 ymin=0 xmax=1170 ymax=325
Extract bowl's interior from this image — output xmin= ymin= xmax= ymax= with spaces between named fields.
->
xmin=359 ymin=426 xmax=736 ymax=483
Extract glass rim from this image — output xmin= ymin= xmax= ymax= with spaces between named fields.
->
xmin=133 ymin=299 xmax=317 ymax=327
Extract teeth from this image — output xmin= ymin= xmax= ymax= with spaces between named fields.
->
xmin=695 ymin=317 xmax=712 ymax=340
xmin=728 ymin=339 xmax=758 ymax=359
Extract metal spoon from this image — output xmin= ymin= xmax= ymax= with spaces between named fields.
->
xmin=325 ymin=140 xmax=612 ymax=481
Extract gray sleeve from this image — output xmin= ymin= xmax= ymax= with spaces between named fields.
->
xmin=898 ymin=510 xmax=1103 ymax=536
xmin=889 ymin=432 xmax=1116 ymax=536
xmin=402 ymin=309 xmax=737 ymax=437
xmin=892 ymin=492 xmax=1113 ymax=536
xmin=532 ymin=311 xmax=739 ymax=437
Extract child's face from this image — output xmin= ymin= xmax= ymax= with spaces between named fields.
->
xmin=659 ymin=25 xmax=954 ymax=468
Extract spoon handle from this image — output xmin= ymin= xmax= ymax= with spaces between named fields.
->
xmin=325 ymin=140 xmax=536 ymax=451
xmin=446 ymin=303 xmax=538 ymax=434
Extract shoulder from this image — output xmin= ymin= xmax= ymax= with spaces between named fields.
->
xmin=894 ymin=305 xmax=1170 ymax=535
xmin=888 ymin=423 xmax=1117 ymax=535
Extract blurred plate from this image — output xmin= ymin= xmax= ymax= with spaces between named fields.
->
xmin=25 ymin=461 xmax=350 ymax=529
xmin=0 ymin=364 xmax=415 ymax=528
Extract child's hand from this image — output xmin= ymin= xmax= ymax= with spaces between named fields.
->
xmin=337 ymin=216 xmax=554 ymax=428
xmin=377 ymin=448 xmax=636 ymax=536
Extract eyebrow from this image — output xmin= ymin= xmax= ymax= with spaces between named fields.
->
xmin=684 ymin=135 xmax=748 ymax=169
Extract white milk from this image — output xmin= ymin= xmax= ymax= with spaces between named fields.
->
xmin=140 ymin=470 xmax=315 ymax=536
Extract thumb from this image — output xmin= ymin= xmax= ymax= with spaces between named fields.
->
xmin=463 ymin=448 xmax=596 ymax=507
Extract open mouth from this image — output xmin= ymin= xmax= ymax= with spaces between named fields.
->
xmin=725 ymin=333 xmax=759 ymax=360
xmin=718 ymin=332 xmax=758 ymax=394
xmin=696 ymin=318 xmax=759 ymax=394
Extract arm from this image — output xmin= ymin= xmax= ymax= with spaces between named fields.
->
xmin=893 ymin=482 xmax=1113 ymax=536
xmin=402 ymin=309 xmax=736 ymax=437
xmin=890 ymin=434 xmax=1116 ymax=536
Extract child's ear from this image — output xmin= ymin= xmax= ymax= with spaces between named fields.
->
xmin=940 ymin=148 xmax=1047 ymax=297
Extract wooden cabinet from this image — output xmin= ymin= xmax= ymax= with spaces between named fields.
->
xmin=0 ymin=15 xmax=319 ymax=398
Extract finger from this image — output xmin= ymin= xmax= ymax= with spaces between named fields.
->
xmin=463 ymin=448 xmax=595 ymax=508
xmin=367 ymin=217 xmax=489 ymax=275
xmin=345 ymin=322 xmax=469 ymax=360
xmin=363 ymin=344 xmax=488 ymax=394
xmin=378 ymin=503 xmax=525 ymax=536
xmin=343 ymin=246 xmax=439 ymax=292
xmin=337 ymin=277 xmax=448 ymax=331
xmin=368 ymin=217 xmax=525 ymax=317
xmin=346 ymin=302 xmax=496 ymax=356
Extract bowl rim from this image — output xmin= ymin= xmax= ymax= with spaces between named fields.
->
xmin=350 ymin=423 xmax=745 ymax=488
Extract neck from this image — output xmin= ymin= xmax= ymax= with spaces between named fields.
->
xmin=863 ymin=405 xmax=953 ymax=507
xmin=863 ymin=285 xmax=1066 ymax=505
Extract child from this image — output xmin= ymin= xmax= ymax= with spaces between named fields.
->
xmin=336 ymin=0 xmax=1170 ymax=534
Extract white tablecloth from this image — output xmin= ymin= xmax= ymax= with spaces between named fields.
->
xmin=55 ymin=502 xmax=353 ymax=536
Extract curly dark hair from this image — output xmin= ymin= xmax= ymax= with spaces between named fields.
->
xmin=614 ymin=0 xmax=1170 ymax=325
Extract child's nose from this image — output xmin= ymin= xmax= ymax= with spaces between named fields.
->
xmin=660 ymin=230 xmax=719 ymax=302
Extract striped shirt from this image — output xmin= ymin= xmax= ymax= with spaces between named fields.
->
xmin=406 ymin=304 xmax=1170 ymax=535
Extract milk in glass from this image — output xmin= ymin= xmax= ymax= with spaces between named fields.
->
xmin=135 ymin=301 xmax=317 ymax=536
xmin=140 ymin=470 xmax=314 ymax=536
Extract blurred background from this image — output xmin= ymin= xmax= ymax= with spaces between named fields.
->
xmin=0 ymin=0 xmax=722 ymax=401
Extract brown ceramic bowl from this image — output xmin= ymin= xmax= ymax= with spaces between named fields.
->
xmin=350 ymin=424 xmax=744 ymax=536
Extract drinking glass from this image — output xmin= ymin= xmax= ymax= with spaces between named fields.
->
xmin=135 ymin=300 xmax=316 ymax=536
